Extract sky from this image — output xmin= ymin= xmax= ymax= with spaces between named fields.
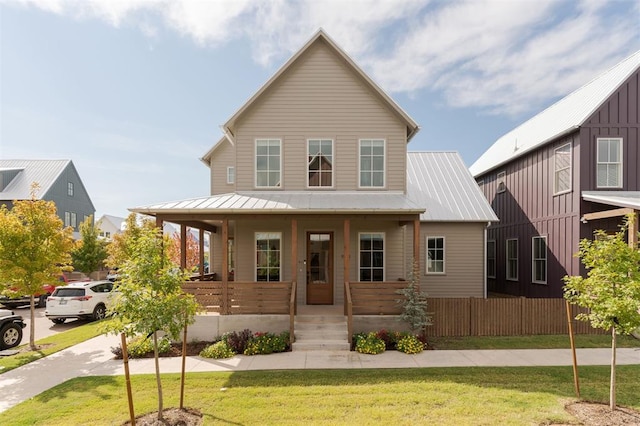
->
xmin=1 ymin=0 xmax=639 ymax=220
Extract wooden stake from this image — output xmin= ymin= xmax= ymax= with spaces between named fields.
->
xmin=180 ymin=315 xmax=188 ymax=409
xmin=121 ymin=333 xmax=136 ymax=425
xmin=565 ymin=300 xmax=580 ymax=398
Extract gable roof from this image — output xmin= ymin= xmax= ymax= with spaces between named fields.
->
xmin=408 ymin=152 xmax=498 ymax=222
xmin=470 ymin=50 xmax=640 ymax=177
xmin=98 ymin=214 xmax=125 ymax=231
xmin=0 ymin=159 xmax=72 ymax=200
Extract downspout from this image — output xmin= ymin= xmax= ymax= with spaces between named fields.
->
xmin=483 ymin=222 xmax=489 ymax=299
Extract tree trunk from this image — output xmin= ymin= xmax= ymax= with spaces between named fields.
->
xmin=610 ymin=326 xmax=617 ymax=411
xmin=29 ymin=295 xmax=36 ymax=350
xmin=153 ymin=331 xmax=164 ymax=420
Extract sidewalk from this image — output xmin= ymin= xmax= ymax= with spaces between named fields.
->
xmin=1 ymin=333 xmax=638 ymax=413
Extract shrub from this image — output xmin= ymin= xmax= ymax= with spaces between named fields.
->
xmin=396 ymin=334 xmax=424 ymax=354
xmin=127 ymin=335 xmax=171 ymax=358
xmin=243 ymin=331 xmax=290 ymax=355
xmin=200 ymin=340 xmax=236 ymax=359
xmin=224 ymin=329 xmax=252 ymax=354
xmin=376 ymin=329 xmax=395 ymax=350
xmin=355 ymin=332 xmax=385 ymax=355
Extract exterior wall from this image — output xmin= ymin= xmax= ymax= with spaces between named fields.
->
xmin=230 ymin=39 xmax=407 ymax=192
xmin=210 ymin=140 xmax=236 ymax=195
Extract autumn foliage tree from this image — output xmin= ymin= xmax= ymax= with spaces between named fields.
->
xmin=169 ymin=230 xmax=200 ymax=271
xmin=71 ymin=215 xmax=108 ymax=276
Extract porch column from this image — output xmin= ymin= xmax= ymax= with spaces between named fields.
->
xmin=291 ymin=219 xmax=298 ymax=314
xmin=199 ymin=228 xmax=205 ymax=279
xmin=413 ymin=217 xmax=421 ymax=265
xmin=222 ymin=219 xmax=229 ymax=315
xmin=629 ymin=211 xmax=638 ymax=249
xmin=343 ymin=218 xmax=350 ymax=315
xmin=180 ymin=224 xmax=187 ymax=270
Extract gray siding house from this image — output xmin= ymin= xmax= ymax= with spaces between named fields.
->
xmin=471 ymin=51 xmax=640 ymax=298
xmin=0 ymin=160 xmax=95 ymax=238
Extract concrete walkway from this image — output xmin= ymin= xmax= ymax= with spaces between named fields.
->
xmin=0 ymin=333 xmax=638 ymax=413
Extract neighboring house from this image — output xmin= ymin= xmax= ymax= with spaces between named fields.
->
xmin=131 ymin=30 xmax=496 ymax=312
xmin=0 ymin=159 xmax=95 ymax=238
xmin=470 ymin=51 xmax=640 ymax=298
xmin=97 ymin=214 xmax=125 ymax=240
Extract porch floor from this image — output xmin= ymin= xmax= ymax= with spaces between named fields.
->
xmin=297 ymin=304 xmax=344 ymax=316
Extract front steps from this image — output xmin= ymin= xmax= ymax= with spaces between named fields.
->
xmin=292 ymin=315 xmax=350 ymax=351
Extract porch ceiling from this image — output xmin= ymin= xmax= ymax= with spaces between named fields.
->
xmin=582 ymin=191 xmax=640 ymax=210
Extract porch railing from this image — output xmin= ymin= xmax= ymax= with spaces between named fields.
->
xmin=346 ymin=281 xmax=406 ymax=343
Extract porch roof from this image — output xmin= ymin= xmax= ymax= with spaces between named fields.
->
xmin=582 ymin=191 xmax=640 ymax=210
xmin=130 ymin=191 xmax=425 ymax=215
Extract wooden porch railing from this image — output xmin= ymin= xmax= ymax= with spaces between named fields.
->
xmin=289 ymin=281 xmax=297 ymax=344
xmin=182 ymin=281 xmax=294 ymax=314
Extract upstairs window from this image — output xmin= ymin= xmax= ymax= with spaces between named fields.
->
xmin=359 ymin=139 xmax=385 ymax=187
xmin=426 ymin=236 xmax=445 ymax=274
xmin=497 ymin=171 xmax=506 ymax=193
xmin=256 ymin=139 xmax=281 ymax=188
xmin=256 ymin=232 xmax=281 ymax=282
xmin=597 ymin=138 xmax=622 ymax=188
xmin=487 ymin=240 xmax=496 ymax=278
xmin=554 ymin=143 xmax=572 ymax=194
xmin=308 ymin=139 xmax=333 ymax=187
xmin=227 ymin=167 xmax=235 ymax=184
xmin=506 ymin=238 xmax=518 ymax=281
xmin=532 ymin=236 xmax=547 ymax=284
xmin=359 ymin=233 xmax=384 ymax=281
xmin=67 ymin=182 xmax=74 ymax=196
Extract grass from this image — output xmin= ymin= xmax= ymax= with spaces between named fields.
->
xmin=0 ymin=365 xmax=639 ymax=425
xmin=0 ymin=321 xmax=105 ymax=374
xmin=429 ymin=333 xmax=640 ymax=350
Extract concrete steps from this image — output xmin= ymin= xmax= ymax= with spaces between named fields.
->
xmin=292 ymin=315 xmax=350 ymax=351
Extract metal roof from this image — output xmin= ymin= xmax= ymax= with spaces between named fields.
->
xmin=582 ymin=191 xmax=640 ymax=210
xmin=470 ymin=50 xmax=640 ymax=177
xmin=0 ymin=159 xmax=71 ymax=200
xmin=407 ymin=152 xmax=498 ymax=222
xmin=131 ymin=191 xmax=425 ymax=215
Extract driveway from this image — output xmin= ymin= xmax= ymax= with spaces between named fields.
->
xmin=5 ymin=305 xmax=86 ymax=344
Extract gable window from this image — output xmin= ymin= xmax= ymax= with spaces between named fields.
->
xmin=487 ymin=240 xmax=496 ymax=278
xmin=256 ymin=139 xmax=281 ymax=188
xmin=554 ymin=143 xmax=572 ymax=194
xmin=67 ymin=182 xmax=74 ymax=196
xmin=308 ymin=139 xmax=333 ymax=187
xmin=359 ymin=233 xmax=384 ymax=281
xmin=64 ymin=212 xmax=71 ymax=227
xmin=426 ymin=236 xmax=445 ymax=274
xmin=256 ymin=232 xmax=280 ymax=282
xmin=359 ymin=139 xmax=385 ymax=187
xmin=227 ymin=167 xmax=235 ymax=184
xmin=597 ymin=138 xmax=622 ymax=188
xmin=497 ymin=171 xmax=506 ymax=193
xmin=532 ymin=236 xmax=547 ymax=284
xmin=506 ymin=238 xmax=518 ymax=281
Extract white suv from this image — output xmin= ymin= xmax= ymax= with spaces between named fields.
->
xmin=45 ymin=281 xmax=114 ymax=324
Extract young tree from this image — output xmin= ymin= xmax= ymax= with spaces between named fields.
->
xmin=169 ymin=230 xmax=200 ymax=271
xmin=103 ymin=214 xmax=199 ymax=422
xmin=71 ymin=215 xmax=108 ymax=276
xmin=0 ymin=184 xmax=74 ymax=349
xmin=396 ymin=261 xmax=433 ymax=338
xmin=563 ymin=215 xmax=640 ymax=410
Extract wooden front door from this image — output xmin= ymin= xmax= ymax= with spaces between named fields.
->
xmin=306 ymin=232 xmax=333 ymax=304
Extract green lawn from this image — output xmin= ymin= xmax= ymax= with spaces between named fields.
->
xmin=1 ymin=365 xmax=639 ymax=425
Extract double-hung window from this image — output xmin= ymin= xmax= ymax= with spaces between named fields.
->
xmin=227 ymin=167 xmax=235 ymax=184
xmin=487 ymin=240 xmax=496 ymax=278
xmin=426 ymin=236 xmax=445 ymax=274
xmin=554 ymin=143 xmax=571 ymax=194
xmin=256 ymin=232 xmax=281 ymax=282
xmin=308 ymin=139 xmax=333 ymax=187
xmin=359 ymin=139 xmax=385 ymax=187
xmin=67 ymin=182 xmax=74 ymax=196
xmin=532 ymin=236 xmax=547 ymax=284
xmin=256 ymin=139 xmax=281 ymax=188
xmin=359 ymin=233 xmax=384 ymax=281
xmin=64 ymin=212 xmax=71 ymax=227
xmin=506 ymin=239 xmax=518 ymax=281
xmin=70 ymin=212 xmax=77 ymax=228
xmin=597 ymin=138 xmax=622 ymax=188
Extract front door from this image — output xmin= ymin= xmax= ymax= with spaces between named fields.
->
xmin=306 ymin=232 xmax=333 ymax=304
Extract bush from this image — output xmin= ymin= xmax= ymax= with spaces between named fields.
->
xmin=396 ymin=334 xmax=424 ymax=354
xmin=244 ymin=331 xmax=290 ymax=355
xmin=126 ymin=335 xmax=171 ymax=358
xmin=355 ymin=332 xmax=385 ymax=355
xmin=224 ymin=329 xmax=253 ymax=354
xmin=200 ymin=340 xmax=236 ymax=359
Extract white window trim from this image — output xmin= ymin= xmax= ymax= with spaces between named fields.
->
xmin=596 ymin=137 xmax=623 ymax=188
xmin=306 ymin=138 xmax=334 ymax=189
xmin=226 ymin=166 xmax=235 ymax=184
xmin=64 ymin=212 xmax=70 ymax=227
xmin=70 ymin=212 xmax=77 ymax=228
xmin=426 ymin=236 xmax=446 ymax=275
xmin=506 ymin=238 xmax=518 ymax=281
xmin=358 ymin=139 xmax=386 ymax=189
xmin=497 ymin=171 xmax=506 ymax=193
xmin=255 ymin=138 xmax=282 ymax=189
xmin=358 ymin=232 xmax=385 ymax=281
xmin=487 ymin=239 xmax=496 ymax=279
xmin=553 ymin=142 xmax=572 ymax=195
xmin=254 ymin=231 xmax=282 ymax=282
xmin=532 ymin=236 xmax=548 ymax=284
xmin=67 ymin=182 xmax=74 ymax=196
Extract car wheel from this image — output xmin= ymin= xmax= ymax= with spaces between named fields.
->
xmin=37 ymin=295 xmax=48 ymax=308
xmin=1 ymin=323 xmax=23 ymax=349
xmin=93 ymin=304 xmax=106 ymax=321
xmin=51 ymin=318 xmax=66 ymax=324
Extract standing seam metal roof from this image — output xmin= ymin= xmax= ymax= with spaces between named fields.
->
xmin=0 ymin=159 xmax=71 ymax=200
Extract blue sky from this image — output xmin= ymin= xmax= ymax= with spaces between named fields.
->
xmin=1 ymin=0 xmax=639 ymax=219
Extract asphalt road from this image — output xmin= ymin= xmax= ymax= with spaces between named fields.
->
xmin=4 ymin=305 xmax=86 ymax=345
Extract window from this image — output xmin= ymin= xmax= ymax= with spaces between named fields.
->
xmin=105 ymin=231 xmax=111 ymax=238
xmin=70 ymin=212 xmax=77 ymax=228
xmin=477 ymin=180 xmax=484 ymax=187
xmin=359 ymin=233 xmax=384 ymax=281
xmin=597 ymin=138 xmax=622 ymax=188
xmin=554 ymin=143 xmax=572 ymax=194
xmin=64 ymin=212 xmax=70 ymax=227
xmin=506 ymin=239 xmax=518 ymax=281
xmin=227 ymin=167 xmax=235 ymax=184
xmin=67 ymin=182 xmax=74 ymax=196
xmin=497 ymin=171 xmax=506 ymax=193
xmin=255 ymin=139 xmax=281 ymax=188
xmin=99 ymin=231 xmax=105 ymax=237
xmin=256 ymin=232 xmax=281 ymax=282
xmin=359 ymin=139 xmax=385 ymax=187
xmin=532 ymin=236 xmax=547 ymax=284
xmin=307 ymin=139 xmax=333 ymax=187
xmin=426 ymin=236 xmax=445 ymax=274
xmin=487 ymin=240 xmax=496 ymax=278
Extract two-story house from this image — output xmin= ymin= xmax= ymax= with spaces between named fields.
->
xmin=471 ymin=51 xmax=640 ymax=298
xmin=0 ymin=159 xmax=95 ymax=238
xmin=97 ymin=214 xmax=125 ymax=240
xmin=131 ymin=30 xmax=496 ymax=317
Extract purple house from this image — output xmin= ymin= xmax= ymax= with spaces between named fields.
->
xmin=471 ymin=51 xmax=640 ymax=298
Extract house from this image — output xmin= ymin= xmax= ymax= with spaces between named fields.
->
xmin=97 ymin=214 xmax=125 ymax=240
xmin=0 ymin=159 xmax=95 ymax=238
xmin=470 ymin=51 xmax=640 ymax=298
xmin=130 ymin=30 xmax=496 ymax=338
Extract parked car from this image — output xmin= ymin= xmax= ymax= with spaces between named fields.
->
xmin=0 ymin=275 xmax=68 ymax=309
xmin=45 ymin=280 xmax=114 ymax=324
xmin=106 ymin=268 xmax=119 ymax=282
xmin=0 ymin=308 xmax=26 ymax=350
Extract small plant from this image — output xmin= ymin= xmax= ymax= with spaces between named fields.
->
xmin=376 ymin=329 xmax=395 ymax=350
xmin=396 ymin=334 xmax=424 ymax=354
xmin=396 ymin=261 xmax=433 ymax=339
xmin=200 ymin=340 xmax=236 ymax=359
xmin=244 ymin=331 xmax=290 ymax=355
xmin=224 ymin=329 xmax=253 ymax=354
xmin=355 ymin=332 xmax=386 ymax=355
xmin=126 ymin=335 xmax=172 ymax=358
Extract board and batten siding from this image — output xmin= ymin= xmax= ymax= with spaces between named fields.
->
xmin=45 ymin=163 xmax=95 ymax=232
xmin=210 ymin=140 xmax=236 ymax=195
xmin=230 ymin=38 xmax=407 ymax=192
